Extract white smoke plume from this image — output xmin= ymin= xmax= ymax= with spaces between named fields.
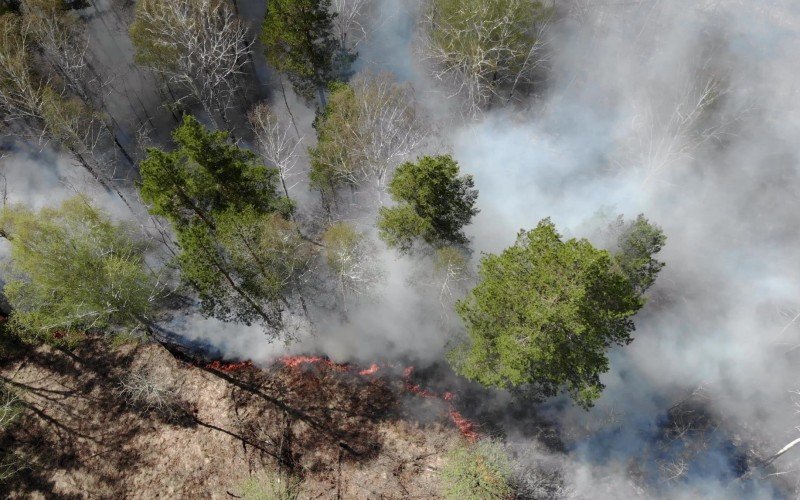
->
xmin=3 ymin=0 xmax=800 ymax=496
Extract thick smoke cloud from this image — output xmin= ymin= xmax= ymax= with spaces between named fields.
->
xmin=440 ymin=0 xmax=800 ymax=497
xmin=3 ymin=0 xmax=800 ymax=497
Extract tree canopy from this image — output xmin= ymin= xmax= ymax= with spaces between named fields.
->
xmin=613 ymin=214 xmax=666 ymax=295
xmin=377 ymin=155 xmax=478 ymax=252
xmin=421 ymin=0 xmax=550 ymax=115
xmin=309 ymin=72 xmax=425 ymax=203
xmin=451 ymin=218 xmax=657 ymax=408
xmin=261 ymin=0 xmax=351 ymax=103
xmin=139 ymin=115 xmax=303 ymax=334
xmin=0 ymin=196 xmax=155 ymax=345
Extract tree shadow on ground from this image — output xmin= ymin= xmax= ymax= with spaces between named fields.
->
xmin=0 ymin=338 xmax=180 ymax=497
xmin=215 ymin=362 xmax=397 ymax=476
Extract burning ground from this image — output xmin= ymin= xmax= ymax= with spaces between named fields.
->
xmin=0 ymin=336 xmax=490 ymax=498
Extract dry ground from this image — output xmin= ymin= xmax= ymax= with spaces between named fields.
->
xmin=0 ymin=337 xmax=464 ymax=498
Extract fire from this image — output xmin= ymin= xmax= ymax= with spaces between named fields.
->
xmin=401 ymin=365 xmax=481 ymax=442
xmin=280 ymin=355 xmax=325 ymax=368
xmin=404 ymin=382 xmax=438 ymax=399
xmin=280 ymin=355 xmax=349 ymax=371
xmin=278 ymin=355 xmax=481 ymax=442
xmin=206 ymin=360 xmax=253 ymax=372
xmin=448 ymin=409 xmax=480 ymax=442
xmin=358 ymin=363 xmax=380 ymax=376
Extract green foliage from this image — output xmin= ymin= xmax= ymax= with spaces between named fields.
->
xmin=322 ymin=222 xmax=360 ymax=272
xmin=322 ymin=222 xmax=382 ymax=305
xmin=308 ymin=81 xmax=355 ymax=196
xmin=377 ymin=204 xmax=429 ymax=252
xmin=139 ymin=116 xmax=305 ymax=333
xmin=452 ymin=219 xmax=646 ymax=408
xmin=0 ymin=196 xmax=154 ymax=345
xmin=613 ymin=214 xmax=666 ymax=295
xmin=0 ymin=383 xmax=22 ymax=485
xmin=140 ymin=115 xmax=291 ymax=227
xmin=261 ymin=0 xmax=351 ymax=101
xmin=440 ymin=440 xmax=513 ymax=500
xmin=239 ymin=470 xmax=303 ymax=500
xmin=378 ymin=155 xmax=478 ymax=252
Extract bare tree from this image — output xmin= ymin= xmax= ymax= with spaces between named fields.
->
xmin=0 ymin=14 xmax=135 ymax=211
xmin=619 ymin=75 xmax=729 ymax=186
xmin=331 ymin=0 xmax=374 ymax=51
xmin=418 ymin=0 xmax=552 ymax=117
xmin=20 ymin=0 xmax=135 ymax=164
xmin=21 ymin=0 xmax=89 ymax=100
xmin=249 ymin=103 xmax=306 ymax=202
xmin=310 ymin=71 xmax=427 ymax=206
xmin=322 ymin=222 xmax=383 ymax=311
xmin=130 ymin=0 xmax=253 ymax=127
xmin=0 ymin=14 xmax=51 ymax=131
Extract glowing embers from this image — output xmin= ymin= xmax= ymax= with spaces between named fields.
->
xmin=205 ymin=359 xmax=253 ymax=372
xmin=280 ymin=355 xmax=349 ymax=371
xmin=277 ymin=355 xmax=481 ymax=442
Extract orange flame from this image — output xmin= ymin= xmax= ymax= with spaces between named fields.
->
xmin=206 ymin=360 xmax=253 ymax=372
xmin=277 ymin=355 xmax=481 ymax=442
xmin=358 ymin=363 xmax=380 ymax=376
xmin=280 ymin=355 xmax=349 ymax=371
xmin=448 ymin=409 xmax=480 ymax=442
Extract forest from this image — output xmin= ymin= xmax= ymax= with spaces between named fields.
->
xmin=0 ymin=0 xmax=799 ymax=498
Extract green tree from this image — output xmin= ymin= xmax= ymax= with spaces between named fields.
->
xmin=0 ymin=196 xmax=156 ymax=345
xmin=451 ymin=219 xmax=652 ymax=408
xmin=139 ymin=115 xmax=291 ymax=226
xmin=377 ymin=155 xmax=478 ymax=252
xmin=139 ymin=115 xmax=306 ymax=334
xmin=0 ymin=383 xmax=22 ymax=485
xmin=440 ymin=440 xmax=513 ymax=500
xmin=613 ymin=214 xmax=666 ymax=295
xmin=261 ymin=0 xmax=351 ymax=104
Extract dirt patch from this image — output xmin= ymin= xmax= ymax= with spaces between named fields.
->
xmin=0 ymin=339 xmax=462 ymax=498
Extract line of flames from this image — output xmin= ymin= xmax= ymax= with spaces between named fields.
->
xmin=281 ymin=356 xmax=480 ymax=442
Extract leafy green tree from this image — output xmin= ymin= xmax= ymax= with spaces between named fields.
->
xmin=440 ymin=440 xmax=513 ymax=500
xmin=139 ymin=115 xmax=306 ymax=334
xmin=377 ymin=155 xmax=478 ymax=252
xmin=613 ymin=214 xmax=666 ymax=295
xmin=261 ymin=0 xmax=352 ymax=104
xmin=140 ymin=115 xmax=291 ymax=226
xmin=0 ymin=196 xmax=156 ymax=345
xmin=451 ymin=219 xmax=652 ymax=408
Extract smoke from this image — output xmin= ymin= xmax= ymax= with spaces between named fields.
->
xmin=427 ymin=0 xmax=800 ymax=497
xmin=3 ymin=0 xmax=800 ymax=496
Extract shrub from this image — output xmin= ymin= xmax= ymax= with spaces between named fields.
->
xmin=239 ymin=470 xmax=303 ymax=500
xmin=440 ymin=439 xmax=513 ymax=499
